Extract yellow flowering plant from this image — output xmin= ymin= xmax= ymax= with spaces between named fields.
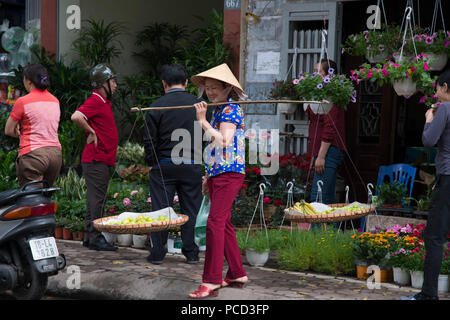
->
xmin=351 ymin=231 xmax=399 ymax=266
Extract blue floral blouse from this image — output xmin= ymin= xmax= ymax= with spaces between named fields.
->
xmin=205 ymin=98 xmax=245 ymax=177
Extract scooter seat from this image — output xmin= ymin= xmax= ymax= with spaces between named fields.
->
xmin=0 ymin=188 xmax=21 ymax=207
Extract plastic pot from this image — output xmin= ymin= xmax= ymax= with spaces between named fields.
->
xmin=393 ymin=267 xmax=411 ymax=286
xmin=246 ymin=248 xmax=270 ymax=267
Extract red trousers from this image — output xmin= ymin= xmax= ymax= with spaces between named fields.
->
xmin=203 ymin=172 xmax=247 ymax=284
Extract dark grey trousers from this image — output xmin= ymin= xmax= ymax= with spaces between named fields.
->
xmin=82 ymin=162 xmax=110 ymax=243
xmin=422 ymin=175 xmax=450 ymax=297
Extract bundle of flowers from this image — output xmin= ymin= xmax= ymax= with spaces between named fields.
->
xmin=292 ymin=70 xmax=356 ymax=109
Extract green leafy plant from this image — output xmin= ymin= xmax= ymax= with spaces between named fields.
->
xmin=58 ymin=120 xmax=85 ymax=168
xmin=375 ymin=181 xmax=408 ymax=206
xmin=72 ymin=19 xmax=125 ymax=68
xmin=351 ymin=231 xmax=399 ymax=266
xmin=242 ymin=230 xmax=270 ymax=254
xmin=116 ymin=142 xmax=146 ymax=168
xmin=54 ymin=168 xmax=87 ymax=202
xmin=0 ymin=149 xmax=18 ymax=192
xmin=293 ymin=71 xmax=356 ymax=109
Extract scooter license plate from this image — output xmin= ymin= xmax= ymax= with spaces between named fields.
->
xmin=29 ymin=237 xmax=59 ymax=261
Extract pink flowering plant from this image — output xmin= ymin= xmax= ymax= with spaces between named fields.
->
xmin=350 ymin=54 xmax=437 ymax=105
xmin=269 ymin=80 xmax=296 ymax=99
xmin=105 ymin=187 xmax=152 ymax=216
xmin=342 ymin=25 xmax=399 ymax=58
xmin=292 ymin=70 xmax=356 ymax=109
xmin=406 ymin=30 xmax=450 ymax=56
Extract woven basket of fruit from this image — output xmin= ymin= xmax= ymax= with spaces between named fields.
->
xmin=93 ymin=208 xmax=189 ymax=235
xmin=284 ymin=201 xmax=375 ymax=223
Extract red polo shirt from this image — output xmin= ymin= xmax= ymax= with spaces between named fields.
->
xmin=76 ymin=90 xmax=118 ymax=167
xmin=306 ymin=105 xmax=346 ymax=157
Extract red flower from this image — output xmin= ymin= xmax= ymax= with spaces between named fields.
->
xmin=274 ymin=200 xmax=283 ymax=206
xmin=241 ymin=184 xmax=248 ymax=189
xmin=263 ymin=197 xmax=272 ymax=204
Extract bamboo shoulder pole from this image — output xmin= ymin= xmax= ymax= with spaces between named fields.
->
xmin=130 ymin=99 xmax=330 ymax=112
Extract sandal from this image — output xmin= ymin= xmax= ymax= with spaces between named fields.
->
xmin=222 ymin=277 xmax=248 ymax=289
xmin=188 ymin=284 xmax=220 ymax=299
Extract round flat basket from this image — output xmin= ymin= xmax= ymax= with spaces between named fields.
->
xmin=284 ymin=203 xmax=375 ymax=224
xmin=93 ymin=214 xmax=189 ymax=235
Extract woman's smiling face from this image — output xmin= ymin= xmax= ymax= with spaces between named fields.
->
xmin=205 ymin=78 xmax=228 ymax=103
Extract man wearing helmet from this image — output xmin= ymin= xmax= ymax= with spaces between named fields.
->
xmin=71 ymin=64 xmax=119 ymax=251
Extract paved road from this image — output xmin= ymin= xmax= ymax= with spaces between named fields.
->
xmin=44 ymin=240 xmax=449 ymax=301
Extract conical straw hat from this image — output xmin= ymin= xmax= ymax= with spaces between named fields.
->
xmin=191 ymin=63 xmax=246 ymax=98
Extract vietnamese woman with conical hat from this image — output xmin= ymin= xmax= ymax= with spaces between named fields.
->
xmin=188 ymin=63 xmax=248 ymax=299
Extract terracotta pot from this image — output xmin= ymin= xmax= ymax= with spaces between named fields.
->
xmin=263 ymin=204 xmax=277 ymax=219
xmin=377 ymin=268 xmax=393 ymax=283
xmin=63 ymin=228 xmax=72 ymax=240
xmin=356 ymin=264 xmax=369 ymax=280
xmin=54 ymin=227 xmax=63 ymax=239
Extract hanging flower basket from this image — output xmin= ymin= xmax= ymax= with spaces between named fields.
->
xmin=366 ymin=49 xmax=388 ymax=64
xmin=425 ymin=52 xmax=448 ymax=71
xmin=307 ymin=100 xmax=334 ymax=115
xmin=393 ymin=78 xmax=417 ymax=97
xmin=278 ymin=97 xmax=298 ymax=114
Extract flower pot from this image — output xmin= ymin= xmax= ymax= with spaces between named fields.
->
xmin=425 ymin=52 xmax=448 ymax=71
xmin=263 ymin=204 xmax=277 ymax=220
xmin=168 ymin=236 xmax=183 ymax=254
xmin=72 ymin=232 xmax=80 ymax=241
xmin=393 ymin=78 xmax=417 ymax=97
xmin=356 ymin=264 xmax=369 ymax=280
xmin=54 ymin=227 xmax=63 ymax=239
xmin=410 ymin=270 xmax=424 ymax=289
xmin=305 ymin=101 xmax=333 ymax=114
xmin=63 ymin=228 xmax=72 ymax=240
xmin=117 ymin=234 xmax=132 ymax=247
xmin=246 ymin=248 xmax=270 ymax=267
xmin=393 ymin=267 xmax=411 ymax=286
xmin=438 ymin=274 xmax=449 ymax=293
xmin=366 ymin=50 xmax=388 ymax=63
xmin=132 ymin=234 xmax=147 ymax=249
xmin=102 ymin=232 xmax=117 ymax=245
xmin=378 ymin=268 xmax=394 ymax=283
xmin=393 ymin=52 xmax=413 ymax=63
xmin=278 ymin=101 xmax=298 ymax=114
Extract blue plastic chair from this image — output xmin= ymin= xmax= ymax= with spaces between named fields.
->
xmin=360 ymin=163 xmax=417 ymax=230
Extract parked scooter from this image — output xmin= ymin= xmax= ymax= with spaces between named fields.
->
xmin=0 ymin=180 xmax=66 ymax=300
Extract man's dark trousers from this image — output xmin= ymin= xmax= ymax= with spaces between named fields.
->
xmin=148 ymin=162 xmax=202 ymax=261
xmin=82 ymin=161 xmax=110 ymax=243
xmin=422 ymin=175 xmax=450 ymax=297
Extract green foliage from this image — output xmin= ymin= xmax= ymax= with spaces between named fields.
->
xmin=54 ymin=168 xmax=86 ymax=202
xmin=134 ymin=22 xmax=188 ymax=78
xmin=276 ymin=228 xmax=355 ymax=276
xmin=0 ymin=149 xmax=18 ymax=192
xmin=376 ymin=181 xmax=408 ymax=205
xmin=72 ymin=19 xmax=125 ymax=68
xmin=58 ymin=121 xmax=85 ymax=168
xmin=116 ymin=142 xmax=146 ymax=168
xmin=269 ymin=80 xmax=296 ymax=99
xmin=293 ymin=72 xmax=356 ymax=109
xmin=0 ymin=112 xmax=20 ymax=152
xmin=240 ymin=230 xmax=270 ymax=253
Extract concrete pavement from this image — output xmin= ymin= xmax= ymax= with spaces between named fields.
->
xmin=47 ymin=239 xmax=450 ymax=301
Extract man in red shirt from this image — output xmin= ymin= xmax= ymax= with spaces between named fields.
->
xmin=71 ymin=64 xmax=119 ymax=251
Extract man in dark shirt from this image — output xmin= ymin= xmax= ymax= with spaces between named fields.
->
xmin=144 ymin=63 xmax=207 ymax=264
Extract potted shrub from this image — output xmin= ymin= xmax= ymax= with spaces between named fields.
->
xmin=375 ymin=181 xmax=408 ymax=208
xmin=407 ymin=30 xmax=450 ymax=71
xmin=292 ymin=70 xmax=356 ymax=112
xmin=54 ymin=215 xmax=64 ymax=239
xmin=351 ymin=231 xmax=398 ymax=281
xmin=438 ymin=247 xmax=449 ymax=293
xmin=269 ymin=80 xmax=297 ymax=114
xmin=342 ymin=25 xmax=397 ymax=63
xmin=404 ymin=242 xmax=426 ymax=289
xmin=244 ymin=230 xmax=270 ymax=267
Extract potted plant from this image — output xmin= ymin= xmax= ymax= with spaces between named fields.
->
xmin=342 ymin=25 xmax=398 ymax=63
xmin=407 ymin=30 xmax=450 ymax=71
xmin=54 ymin=215 xmax=64 ymax=239
xmin=375 ymin=181 xmax=408 ymax=208
xmin=244 ymin=230 xmax=270 ymax=267
xmin=70 ymin=217 xmax=84 ymax=241
xmin=404 ymin=242 xmax=426 ymax=289
xmin=438 ymin=246 xmax=449 ymax=293
xmin=351 ymin=231 xmax=398 ymax=281
xmin=350 ymin=54 xmax=436 ymax=98
xmin=387 ymin=234 xmax=419 ymax=286
xmin=292 ymin=70 xmax=356 ymax=112
xmin=269 ymin=80 xmax=297 ymax=114
xmin=63 ymin=217 xmax=73 ymax=240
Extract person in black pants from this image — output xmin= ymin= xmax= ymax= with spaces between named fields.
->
xmin=402 ymin=70 xmax=450 ymax=300
xmin=144 ymin=63 xmax=208 ymax=265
